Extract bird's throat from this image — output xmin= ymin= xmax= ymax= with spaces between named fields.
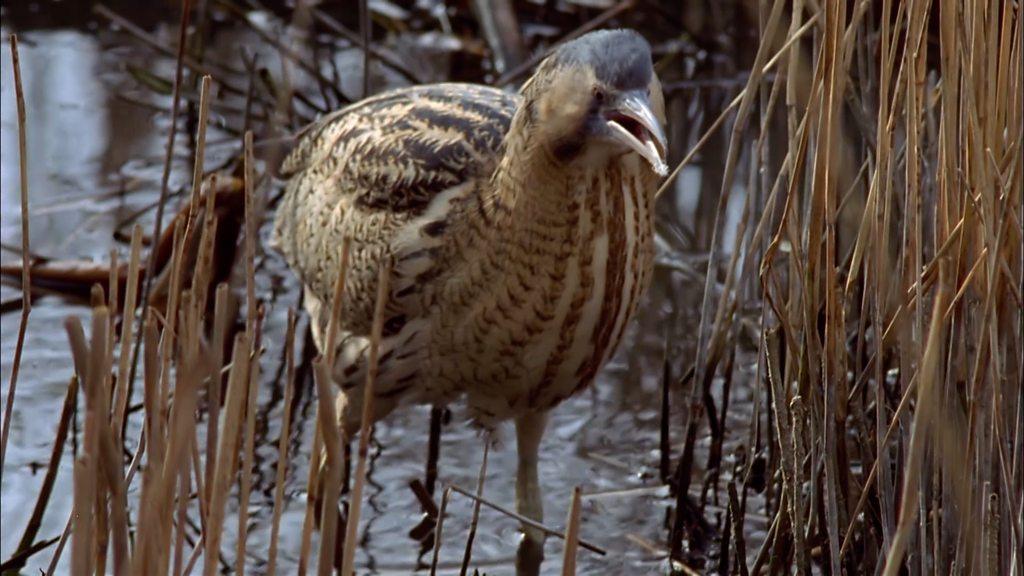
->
xmin=485 ymin=127 xmax=584 ymax=227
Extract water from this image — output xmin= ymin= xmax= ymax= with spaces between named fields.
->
xmin=1 ymin=4 xmax=760 ymax=574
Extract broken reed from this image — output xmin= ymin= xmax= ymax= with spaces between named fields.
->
xmin=49 ymin=133 xmax=313 ymax=575
xmin=20 ymin=62 xmax=313 ymax=570
xmin=38 ymin=110 xmax=375 ymax=575
xmin=668 ymin=0 xmax=1022 ymax=574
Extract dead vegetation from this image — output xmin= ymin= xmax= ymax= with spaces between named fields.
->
xmin=658 ymin=0 xmax=1022 ymax=573
xmin=0 ymin=0 xmax=1021 ymax=574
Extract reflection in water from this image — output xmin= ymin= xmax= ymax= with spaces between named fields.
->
xmin=0 ymin=29 xmax=112 ymax=569
xmin=1 ymin=30 xmax=107 ymax=254
xmin=1 ymin=28 xmax=164 ymax=260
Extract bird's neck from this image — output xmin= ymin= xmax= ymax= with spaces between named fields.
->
xmin=484 ymin=120 xmax=583 ymax=227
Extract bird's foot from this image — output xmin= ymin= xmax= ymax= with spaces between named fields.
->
xmin=515 ymin=529 xmax=544 ymax=576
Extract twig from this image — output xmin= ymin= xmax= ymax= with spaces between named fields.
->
xmin=560 ymin=486 xmax=583 ymax=576
xmin=459 ymin=440 xmax=490 ymax=576
xmin=472 ymin=0 xmax=525 ymax=74
xmin=340 ymin=258 xmax=391 ymax=575
xmin=93 ymin=4 xmax=244 ymax=78
xmin=659 ymin=330 xmax=672 ymax=483
xmin=654 ymin=11 xmax=819 ymax=200
xmin=0 ymin=536 xmax=59 ymax=572
xmin=113 ymin=226 xmax=143 ymax=439
xmin=495 ymin=0 xmax=637 ymax=86
xmin=213 ymin=0 xmax=340 ymax=109
xmin=266 ymin=310 xmax=298 ymax=574
xmin=446 ymin=484 xmax=606 ymax=555
xmin=124 ymin=0 xmax=193 ymax=447
xmin=234 ymin=134 xmax=260 ymax=576
xmin=323 ymin=237 xmax=352 ymax=367
xmin=0 ymin=33 xmax=31 ymax=485
xmin=429 ymin=487 xmax=453 ymax=576
xmin=204 ymin=334 xmax=251 ymax=576
xmin=6 ymin=377 xmax=78 ymax=571
xmin=234 ymin=311 xmax=262 ymax=575
xmin=313 ymin=357 xmax=344 ymax=576
xmin=359 ymin=0 xmax=371 ymax=98
xmin=187 ymin=76 xmax=213 ymax=218
xmin=204 ymin=284 xmax=231 ymax=516
xmin=297 ymin=415 xmax=322 ymax=575
xmin=670 ymin=0 xmax=789 ymax=561
xmin=298 ymin=241 xmax=351 ymax=574
xmin=881 ymin=262 xmax=951 ymax=576
xmin=727 ymin=482 xmax=749 ymax=576
xmin=310 ymin=9 xmax=423 ymax=84
xmin=44 ymin=506 xmax=74 ymax=575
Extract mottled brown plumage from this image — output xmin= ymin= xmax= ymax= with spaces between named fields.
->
xmin=272 ymin=28 xmax=667 ymax=557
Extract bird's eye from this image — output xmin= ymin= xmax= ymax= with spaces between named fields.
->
xmin=593 ymin=87 xmax=606 ymax=104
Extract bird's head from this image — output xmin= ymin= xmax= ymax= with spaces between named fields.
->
xmin=522 ymin=29 xmax=668 ymax=176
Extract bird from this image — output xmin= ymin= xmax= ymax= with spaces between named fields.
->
xmin=272 ymin=27 xmax=666 ymax=564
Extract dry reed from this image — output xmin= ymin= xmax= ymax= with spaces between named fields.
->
xmin=0 ymin=33 xmax=31 ymax=488
xmin=266 ymin=310 xmax=298 ymax=574
xmin=339 ymin=258 xmax=391 ymax=576
xmin=458 ymin=439 xmax=490 ymax=576
xmin=0 ymin=33 xmax=290 ymax=575
xmin=560 ymin=486 xmax=582 ymax=576
xmin=1 ymin=2 xmax=1020 ymax=575
xmin=664 ymin=1 xmax=1023 ymax=574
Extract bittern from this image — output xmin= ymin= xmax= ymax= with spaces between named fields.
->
xmin=273 ymin=28 xmax=666 ymax=559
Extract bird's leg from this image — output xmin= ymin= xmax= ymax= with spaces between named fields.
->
xmin=514 ymin=411 xmax=548 ymax=541
xmin=514 ymin=411 xmax=548 ymax=575
xmin=425 ymin=405 xmax=444 ymax=496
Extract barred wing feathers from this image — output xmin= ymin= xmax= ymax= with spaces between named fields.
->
xmin=273 ymin=83 xmax=517 ymax=340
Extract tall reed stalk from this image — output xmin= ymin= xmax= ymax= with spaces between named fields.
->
xmin=666 ymin=1 xmax=1022 ymax=573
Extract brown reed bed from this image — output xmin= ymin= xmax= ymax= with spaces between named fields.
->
xmin=1 ymin=1 xmax=1021 ymax=575
xmin=657 ymin=0 xmax=1023 ymax=574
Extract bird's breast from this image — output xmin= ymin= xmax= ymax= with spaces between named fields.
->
xmin=435 ymin=161 xmax=656 ymax=420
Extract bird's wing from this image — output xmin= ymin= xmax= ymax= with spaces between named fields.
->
xmin=272 ymin=83 xmax=517 ymax=338
xmin=279 ymin=83 xmax=516 ymax=212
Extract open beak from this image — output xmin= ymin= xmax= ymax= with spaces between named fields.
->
xmin=604 ymin=90 xmax=668 ymax=176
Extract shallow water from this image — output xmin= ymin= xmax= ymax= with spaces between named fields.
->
xmin=1 ymin=5 xmax=763 ymax=574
